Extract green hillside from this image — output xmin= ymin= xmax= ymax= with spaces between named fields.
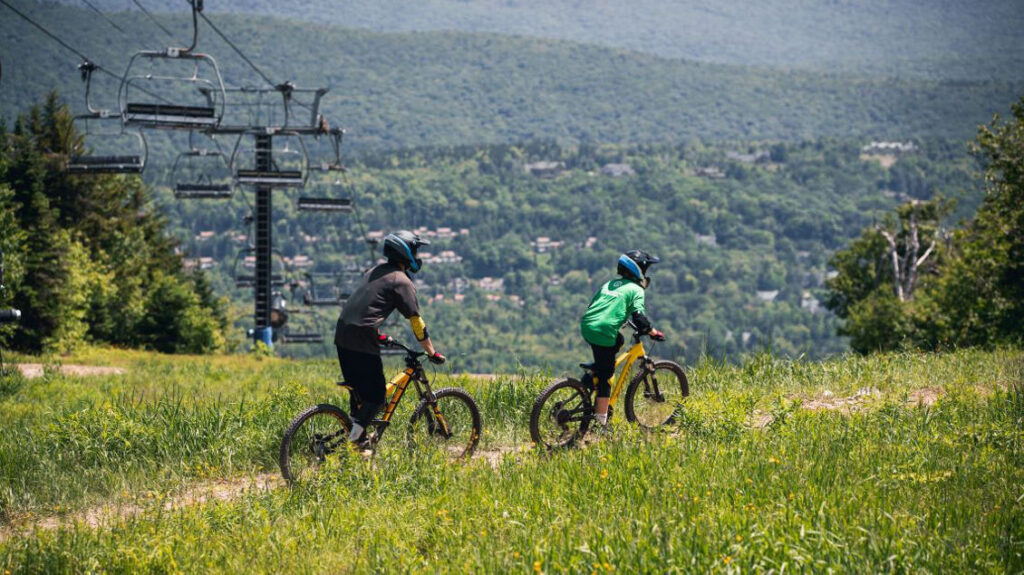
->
xmin=48 ymin=0 xmax=1024 ymax=80
xmin=1 ymin=347 xmax=1021 ymax=571
xmin=1 ymin=4 xmax=1020 ymax=150
xmin=158 ymin=138 xmax=984 ymax=370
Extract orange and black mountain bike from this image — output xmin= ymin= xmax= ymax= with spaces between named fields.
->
xmin=279 ymin=337 xmax=481 ymax=483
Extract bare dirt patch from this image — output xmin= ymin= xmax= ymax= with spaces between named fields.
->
xmin=0 ymin=474 xmax=281 ymax=542
xmin=1 ymin=447 xmax=521 ymax=540
xmin=16 ymin=364 xmax=126 ymax=379
xmin=750 ymin=385 xmax=948 ymax=429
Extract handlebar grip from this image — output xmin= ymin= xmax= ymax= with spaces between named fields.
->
xmin=0 ymin=309 xmax=21 ymax=323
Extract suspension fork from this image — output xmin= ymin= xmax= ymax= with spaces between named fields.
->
xmin=414 ymin=373 xmax=453 ymax=438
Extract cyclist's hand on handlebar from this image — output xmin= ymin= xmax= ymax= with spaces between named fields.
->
xmin=649 ymin=328 xmax=666 ymax=342
xmin=378 ymin=333 xmax=393 ymax=345
xmin=428 ymin=352 xmax=446 ymax=365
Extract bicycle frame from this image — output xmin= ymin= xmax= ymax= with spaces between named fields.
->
xmin=599 ymin=337 xmax=649 ymax=408
xmin=342 ymin=354 xmax=452 ymax=443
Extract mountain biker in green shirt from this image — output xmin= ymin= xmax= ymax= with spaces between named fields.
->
xmin=580 ymin=250 xmax=665 ymax=427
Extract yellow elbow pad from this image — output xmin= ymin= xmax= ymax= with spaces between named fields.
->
xmin=409 ymin=315 xmax=429 ymax=341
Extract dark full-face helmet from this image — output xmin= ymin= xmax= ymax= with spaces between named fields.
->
xmin=617 ymin=249 xmax=661 ymax=287
xmin=383 ymin=230 xmax=430 ymax=273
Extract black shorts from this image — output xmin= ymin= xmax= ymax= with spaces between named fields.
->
xmin=589 ymin=332 xmax=625 ymax=398
xmin=337 ymin=346 xmax=386 ymax=424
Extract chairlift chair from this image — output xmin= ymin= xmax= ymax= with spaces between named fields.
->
xmin=231 ymin=130 xmax=309 ymax=187
xmin=301 ymin=272 xmax=343 ymax=306
xmin=67 ymin=61 xmax=148 ymax=175
xmin=298 ymin=156 xmax=352 ymax=212
xmin=232 ymin=249 xmax=287 ymax=289
xmin=274 ymin=291 xmax=326 ymax=345
xmin=172 ymin=131 xmax=233 ymax=199
xmin=118 ymin=1 xmax=226 ymax=130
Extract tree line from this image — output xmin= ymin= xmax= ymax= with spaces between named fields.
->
xmin=0 ymin=94 xmax=227 ymax=354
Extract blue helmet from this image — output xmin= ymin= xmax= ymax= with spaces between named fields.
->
xmin=383 ymin=230 xmax=430 ymax=273
xmin=617 ymin=250 xmax=660 ymax=285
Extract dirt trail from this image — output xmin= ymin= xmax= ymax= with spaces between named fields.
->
xmin=0 ymin=447 xmax=520 ymax=542
xmin=15 ymin=364 xmax=126 ymax=379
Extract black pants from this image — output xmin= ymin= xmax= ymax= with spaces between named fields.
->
xmin=337 ymin=346 xmax=386 ymax=428
xmin=589 ymin=333 xmax=625 ymax=398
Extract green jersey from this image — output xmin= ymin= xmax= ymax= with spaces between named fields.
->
xmin=580 ymin=278 xmax=646 ymax=347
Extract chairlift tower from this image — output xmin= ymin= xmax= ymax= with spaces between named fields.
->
xmin=69 ymin=0 xmax=354 ymax=352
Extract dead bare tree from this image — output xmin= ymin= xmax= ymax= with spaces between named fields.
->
xmin=877 ymin=200 xmax=942 ymax=302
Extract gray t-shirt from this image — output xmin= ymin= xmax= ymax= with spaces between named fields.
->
xmin=334 ymin=262 xmax=420 ymax=355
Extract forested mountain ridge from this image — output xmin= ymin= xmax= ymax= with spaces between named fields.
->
xmin=160 ymin=137 xmax=985 ymax=369
xmin=45 ymin=0 xmax=1024 ymax=81
xmin=1 ymin=4 xmax=1021 ymax=151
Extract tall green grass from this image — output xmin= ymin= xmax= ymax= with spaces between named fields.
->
xmin=0 ymin=347 xmax=1021 ymax=572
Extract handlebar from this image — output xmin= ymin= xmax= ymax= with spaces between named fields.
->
xmin=0 ymin=309 xmax=20 ymax=323
xmin=380 ymin=335 xmax=423 ymax=358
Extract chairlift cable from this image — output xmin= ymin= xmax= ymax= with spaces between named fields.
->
xmin=340 ymin=171 xmax=379 ymax=266
xmin=0 ymin=0 xmax=175 ymax=106
xmin=191 ymin=4 xmax=320 ymax=118
xmin=131 ymin=0 xmax=174 ymax=38
xmin=192 ymin=5 xmax=275 ymax=88
xmin=79 ymin=0 xmax=127 ymax=35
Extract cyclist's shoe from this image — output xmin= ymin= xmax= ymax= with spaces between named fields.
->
xmin=347 ymin=438 xmax=375 ymax=457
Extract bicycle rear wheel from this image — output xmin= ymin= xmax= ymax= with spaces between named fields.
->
xmin=279 ymin=404 xmax=352 ymax=483
xmin=408 ymin=388 xmax=481 ymax=460
xmin=529 ymin=378 xmax=593 ymax=450
xmin=624 ymin=360 xmax=688 ymax=429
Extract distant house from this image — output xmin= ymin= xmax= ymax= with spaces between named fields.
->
xmin=695 ymin=233 xmax=717 ymax=247
xmin=861 ymin=141 xmax=917 ymax=155
xmin=524 ymin=161 xmax=566 ymax=178
xmin=600 ymin=163 xmax=635 ymax=177
xmin=756 ymin=290 xmax=779 ymax=303
xmin=726 ymin=150 xmax=770 ymax=164
xmin=195 ymin=230 xmax=216 ymax=241
xmin=696 ymin=166 xmax=725 ymax=179
xmin=290 ymin=255 xmax=313 ymax=268
xmin=476 ymin=277 xmax=505 ymax=292
xmin=531 ymin=236 xmax=563 ymax=253
xmin=801 ymin=291 xmax=822 ymax=314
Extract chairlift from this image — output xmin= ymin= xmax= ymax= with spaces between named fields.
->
xmin=67 ymin=61 xmax=147 ymax=175
xmin=172 ymin=131 xmax=233 ymax=199
xmin=119 ymin=1 xmax=226 ymax=130
xmin=231 ymin=248 xmax=287 ymax=289
xmin=298 ymin=158 xmax=352 ymax=212
xmin=301 ymin=272 xmax=344 ymax=306
xmin=231 ymin=131 xmax=309 ymax=187
xmin=274 ymin=291 xmax=326 ymax=345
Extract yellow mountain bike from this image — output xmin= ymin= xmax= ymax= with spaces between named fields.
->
xmin=529 ymin=324 xmax=687 ymax=449
xmin=279 ymin=337 xmax=481 ymax=483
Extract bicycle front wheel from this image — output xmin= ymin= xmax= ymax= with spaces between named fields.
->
xmin=408 ymin=388 xmax=481 ymax=460
xmin=624 ymin=360 xmax=688 ymax=429
xmin=279 ymin=404 xmax=352 ymax=484
xmin=529 ymin=378 xmax=593 ymax=450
